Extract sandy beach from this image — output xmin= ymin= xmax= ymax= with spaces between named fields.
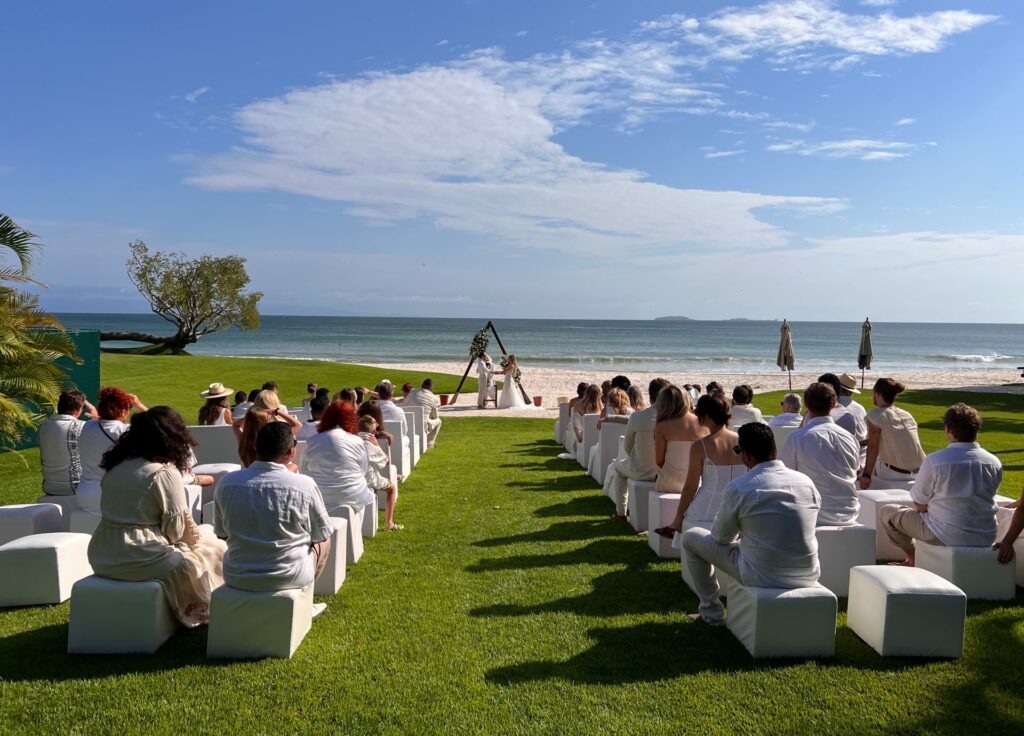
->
xmin=380 ymin=362 xmax=1024 ymax=418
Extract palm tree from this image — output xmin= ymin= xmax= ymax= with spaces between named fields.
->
xmin=0 ymin=214 xmax=79 ymax=449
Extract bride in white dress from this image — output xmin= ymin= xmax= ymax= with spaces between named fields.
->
xmin=496 ymin=354 xmax=528 ymax=409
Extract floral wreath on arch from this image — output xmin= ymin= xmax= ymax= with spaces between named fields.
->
xmin=469 ymin=329 xmax=490 ymax=360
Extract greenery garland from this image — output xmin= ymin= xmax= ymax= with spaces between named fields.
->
xmin=469 ymin=328 xmax=490 ymax=359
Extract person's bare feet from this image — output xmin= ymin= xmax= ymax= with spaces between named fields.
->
xmin=610 ymin=513 xmax=628 ymax=522
xmin=687 ymin=612 xmax=725 ymax=627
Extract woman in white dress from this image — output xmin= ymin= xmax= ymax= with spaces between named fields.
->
xmin=497 ymin=355 xmax=528 ymax=409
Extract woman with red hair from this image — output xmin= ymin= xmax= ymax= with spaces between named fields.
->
xmin=76 ymin=386 xmax=148 ymax=515
xmin=301 ymin=400 xmax=375 ymax=515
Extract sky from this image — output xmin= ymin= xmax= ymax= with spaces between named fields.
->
xmin=1 ymin=0 xmax=1022 ymax=322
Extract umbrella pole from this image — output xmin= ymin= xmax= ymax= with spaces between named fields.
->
xmin=861 ymin=367 xmax=865 ymax=390
xmin=788 ymin=369 xmax=792 ymax=390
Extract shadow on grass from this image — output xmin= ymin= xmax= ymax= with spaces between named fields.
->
xmin=470 ymin=519 xmax=634 ymax=547
xmin=532 ymin=495 xmax=612 ymax=518
xmin=503 ymin=477 xmax=598 ymax=493
xmin=468 ymin=538 xmax=645 ymax=571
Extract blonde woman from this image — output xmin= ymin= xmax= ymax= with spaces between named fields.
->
xmin=497 ymin=355 xmax=528 ymax=409
xmin=237 ymin=390 xmax=302 ymax=467
xmin=653 ymin=385 xmax=708 ymax=493
xmin=572 ymin=384 xmax=603 ymax=446
xmin=627 ymin=385 xmax=646 ymax=412
xmin=589 ymin=388 xmax=632 ymax=478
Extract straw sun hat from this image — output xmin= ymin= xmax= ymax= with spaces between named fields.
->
xmin=837 ymin=373 xmax=861 ymax=394
xmin=200 ymin=382 xmax=234 ymax=399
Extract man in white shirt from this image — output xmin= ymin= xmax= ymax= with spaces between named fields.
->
xmin=604 ymin=379 xmax=670 ymax=519
xmin=768 ymin=394 xmax=803 ymax=429
xmin=819 ymin=373 xmax=867 ymax=462
xmin=727 ymin=384 xmax=764 ymax=430
xmin=682 ymin=423 xmax=821 ymax=626
xmin=215 ymin=423 xmax=333 ymax=611
xmin=406 ymin=378 xmax=442 ymax=448
xmin=38 ymin=389 xmax=96 ymax=496
xmin=880 ymin=402 xmax=1001 ymax=566
xmin=376 ymin=381 xmax=410 ymax=448
xmin=296 ymin=395 xmax=327 ymax=442
xmin=780 ymin=382 xmax=860 ymax=525
xmin=476 ymin=354 xmax=495 ymax=408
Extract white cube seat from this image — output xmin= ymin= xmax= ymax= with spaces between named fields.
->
xmin=69 ymin=509 xmax=101 ymax=535
xmin=333 ymin=505 xmax=365 ymax=563
xmin=207 ymin=584 xmax=314 ymax=659
xmin=404 ymin=410 xmax=421 ymax=467
xmin=915 ymin=544 xmax=1015 ymax=600
xmin=847 ymin=565 xmax=965 ymax=657
xmin=188 ymin=425 xmax=241 ymax=465
xmin=0 ymin=503 xmax=63 ymax=545
xmin=626 ymin=479 xmax=657 ymax=532
xmin=68 ymin=576 xmax=179 ymax=653
xmin=361 ymin=494 xmax=379 ymax=539
xmin=648 ymin=494 xmax=681 ymax=559
xmin=593 ymin=423 xmax=626 ymax=485
xmin=857 ymin=489 xmax=913 ymax=561
xmin=35 ymin=495 xmax=79 ymax=531
xmin=724 ymin=578 xmax=837 ymax=658
xmin=383 ymin=420 xmax=411 ymax=481
xmin=0 ymin=532 xmax=93 ymax=607
xmin=815 ymin=524 xmax=876 ymax=596
xmin=577 ymin=414 xmax=600 ymax=469
xmin=314 ymin=517 xmax=349 ymax=596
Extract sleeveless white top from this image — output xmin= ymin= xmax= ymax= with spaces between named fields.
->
xmin=686 ymin=440 xmax=744 ymax=523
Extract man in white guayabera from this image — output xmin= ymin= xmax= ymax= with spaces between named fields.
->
xmin=476 ymin=353 xmax=495 ymax=408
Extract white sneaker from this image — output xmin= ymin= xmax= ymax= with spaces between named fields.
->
xmin=312 ymin=602 xmax=327 ymax=619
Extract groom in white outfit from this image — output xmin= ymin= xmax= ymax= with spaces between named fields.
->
xmin=476 ymin=353 xmax=495 ymax=409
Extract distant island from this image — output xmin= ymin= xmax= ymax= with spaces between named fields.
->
xmin=653 ymin=316 xmax=693 ymax=321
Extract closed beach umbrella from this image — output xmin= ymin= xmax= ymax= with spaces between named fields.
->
xmin=776 ymin=319 xmax=795 ymax=390
xmin=858 ymin=318 xmax=873 ymax=388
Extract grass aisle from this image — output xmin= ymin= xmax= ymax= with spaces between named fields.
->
xmin=2 ymin=417 xmax=1024 ymax=734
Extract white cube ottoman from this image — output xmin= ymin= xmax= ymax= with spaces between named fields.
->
xmin=68 ymin=576 xmax=179 ymax=653
xmin=0 ymin=532 xmax=93 ymax=607
xmin=0 ymin=503 xmax=63 ymax=545
xmin=857 ymin=489 xmax=913 ymax=561
xmin=627 ymin=480 xmax=657 ymax=532
xmin=313 ymin=517 xmax=349 ymax=596
xmin=847 ymin=565 xmax=965 ymax=657
xmin=35 ymin=495 xmax=79 ymax=531
xmin=815 ymin=525 xmax=876 ymax=596
xmin=362 ymin=494 xmax=379 ymax=539
xmin=69 ymin=509 xmax=101 ymax=536
xmin=207 ymin=584 xmax=314 ymax=659
xmin=725 ymin=580 xmax=837 ymax=658
xmin=915 ymin=544 xmax=1015 ymax=600
xmin=333 ymin=505 xmax=365 ymax=563
xmin=647 ymin=494 xmax=681 ymax=559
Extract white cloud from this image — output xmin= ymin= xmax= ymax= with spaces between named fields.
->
xmin=436 ymin=39 xmax=449 ymax=47
xmin=860 ymin=0 xmax=897 ymax=7
xmin=514 ymin=30 xmax=529 ymax=38
xmin=763 ymin=120 xmax=816 ymax=132
xmin=895 ymin=117 xmax=916 ymax=126
xmin=704 ymin=149 xmax=746 ymax=159
xmin=183 ymin=86 xmax=210 ymax=104
xmin=766 ymin=137 xmax=932 ymax=161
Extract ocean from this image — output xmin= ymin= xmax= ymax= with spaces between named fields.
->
xmin=57 ymin=314 xmax=1024 ymax=375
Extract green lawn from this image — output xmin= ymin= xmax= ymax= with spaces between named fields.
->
xmin=1 ymin=358 xmax=1023 ymax=733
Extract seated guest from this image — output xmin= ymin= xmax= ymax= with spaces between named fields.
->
xmin=611 ymin=375 xmax=631 ymax=392
xmin=563 ymin=382 xmax=589 ymax=448
xmin=297 ymin=395 xmax=329 ymax=442
xmin=682 ymin=423 xmax=821 ymax=625
xmin=627 ymin=385 xmax=646 ymax=412
xmin=652 ymin=385 xmax=708 ymax=496
xmin=315 ymin=386 xmax=330 ymax=400
xmin=376 ymin=381 xmax=410 ymax=449
xmin=77 ymin=387 xmax=148 ymax=515
xmin=818 ymin=373 xmax=866 ymax=451
xmin=600 ymin=380 xmax=613 ymax=408
xmin=38 ymin=389 xmax=96 ymax=496
xmin=303 ymin=382 xmax=319 ymax=408
xmin=237 ymin=390 xmax=302 ymax=468
xmin=727 ymin=384 xmax=764 ymax=429
xmin=605 ymin=379 xmax=670 ymax=521
xmin=88 ymin=407 xmax=226 ymax=627
xmin=406 ymin=378 xmax=443 ymax=448
xmin=214 ymin=422 xmax=331 ymax=613
xmin=397 ymin=382 xmax=414 ymax=405
xmin=838 ymin=372 xmax=870 ymax=465
xmin=779 ymin=383 xmax=860 ymax=526
xmin=357 ymin=400 xmax=395 ymax=446
xmin=232 ymin=389 xmax=258 ymax=421
xmin=261 ymin=381 xmax=287 ymax=412
xmin=302 ymin=400 xmax=376 ymax=515
xmin=231 ymin=390 xmax=248 ymax=415
xmin=995 ymin=489 xmax=1024 ymax=565
xmin=768 ymin=394 xmax=803 ymax=428
xmin=198 ymin=383 xmax=235 ymax=426
xmin=358 ymin=415 xmax=401 ymax=530
xmin=571 ymin=384 xmax=603 ymax=449
xmin=706 ymin=381 xmax=724 ymax=396
xmin=880 ymin=403 xmax=1001 ymax=566
xmin=861 ymin=378 xmax=926 ymax=489
xmin=589 ymin=387 xmax=632 ymax=479
xmin=689 ymin=382 xmax=702 ymax=403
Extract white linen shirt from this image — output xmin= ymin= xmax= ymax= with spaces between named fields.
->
xmin=296 ymin=421 xmax=319 ymax=443
xmin=728 ymin=404 xmax=764 ymax=430
xmin=912 ymin=442 xmax=1002 ymax=546
xmin=38 ymin=413 xmax=86 ymax=495
xmin=214 ymin=461 xmax=333 ymax=592
xmin=78 ymin=419 xmax=129 ymax=483
xmin=301 ymin=428 xmax=375 ymax=512
xmin=768 ymin=412 xmax=802 ymax=429
xmin=779 ymin=416 xmax=860 ymax=525
xmin=379 ymin=399 xmax=409 ymax=442
xmin=712 ymin=460 xmax=821 ymax=588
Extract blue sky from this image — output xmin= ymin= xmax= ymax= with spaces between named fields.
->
xmin=2 ymin=0 xmax=1022 ymax=321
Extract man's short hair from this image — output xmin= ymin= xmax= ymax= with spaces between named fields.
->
xmin=649 ymin=377 xmax=671 ymax=404
xmin=315 ymin=387 xmax=330 ymax=398
xmin=310 ymin=395 xmax=329 ymax=415
xmin=732 ymin=384 xmax=753 ymax=405
xmin=706 ymin=381 xmax=723 ymax=396
xmin=804 ymin=382 xmax=836 ymax=415
xmin=256 ymin=422 xmax=294 ymax=461
xmin=817 ymin=373 xmax=842 ymax=397
xmin=576 ymin=382 xmax=589 ymax=398
xmin=781 ymin=393 xmax=802 ymax=413
xmin=611 ymin=375 xmax=631 ymax=391
xmin=57 ymin=389 xmax=86 ymax=414
xmin=422 ymin=378 xmax=434 ymax=390
xmin=375 ymin=382 xmax=394 ymax=400
xmin=262 ymin=381 xmax=279 ymax=392
xmin=737 ymin=422 xmax=776 ymax=464
xmin=943 ymin=403 xmax=982 ymax=442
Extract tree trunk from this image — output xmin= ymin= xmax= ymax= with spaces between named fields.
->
xmin=100 ymin=331 xmax=196 ymax=351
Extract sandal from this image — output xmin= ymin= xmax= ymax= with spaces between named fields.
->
xmin=653 ymin=526 xmax=678 ymax=540
xmin=610 ymin=514 xmax=628 ymax=522
xmin=388 ymin=523 xmax=405 ymax=531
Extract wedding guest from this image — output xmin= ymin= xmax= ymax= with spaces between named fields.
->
xmin=303 ymin=382 xmax=319 ymax=408
xmin=652 ymin=385 xmax=708 ymax=497
xmin=231 ymin=390 xmax=248 ymax=414
xmin=297 ymin=395 xmax=329 ymax=442
xmin=198 ymin=382 xmax=234 ymax=426
xmin=606 ymin=379 xmax=671 ymax=520
xmin=355 ymin=387 xmax=368 ymax=403
xmin=232 ymin=389 xmax=258 ymax=421
xmin=654 ymin=393 xmax=745 ymax=538
xmin=357 ymin=400 xmax=396 ymax=448
xmin=301 ymin=400 xmax=376 ymax=515
xmin=589 ymin=387 xmax=632 ymax=479
xmin=600 ymin=380 xmax=613 ymax=408
xmin=38 ymin=389 xmax=96 ymax=496
xmin=398 ymin=382 xmax=414 ymax=405
xmin=779 ymin=383 xmax=860 ymax=526
xmin=706 ymin=382 xmax=724 ymax=397
xmin=88 ymin=406 xmax=226 ymax=627
xmin=880 ymin=403 xmax=1000 ymax=566
xmin=215 ymin=422 xmax=331 ymax=613
xmin=237 ymin=390 xmax=302 ymax=468
xmin=261 ymin=381 xmax=287 ymax=412
xmin=358 ymin=415 xmax=401 ymax=530
xmin=727 ymin=385 xmax=764 ymax=430
xmin=77 ymin=387 xmax=148 ymax=515
xmin=406 ymin=378 xmax=443 ymax=448
xmin=611 ymin=375 xmax=631 ymax=392
xmin=682 ymin=423 xmax=821 ymax=625
xmin=768 ymin=394 xmax=803 ymax=429
xmin=376 ymin=381 xmax=410 ymax=452
xmin=336 ymin=388 xmax=358 ymax=404
xmin=627 ymin=385 xmax=646 ymax=412
xmin=995 ymin=491 xmax=1024 ymax=565
xmin=818 ymin=373 xmax=867 ymax=449
xmin=564 ymin=382 xmax=589 ymax=448
xmin=315 ymin=386 xmax=331 ymax=400
xmin=861 ymin=378 xmax=926 ymax=490
xmin=838 ymin=372 xmax=870 ymax=464
xmin=572 ymin=384 xmax=603 ymax=447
